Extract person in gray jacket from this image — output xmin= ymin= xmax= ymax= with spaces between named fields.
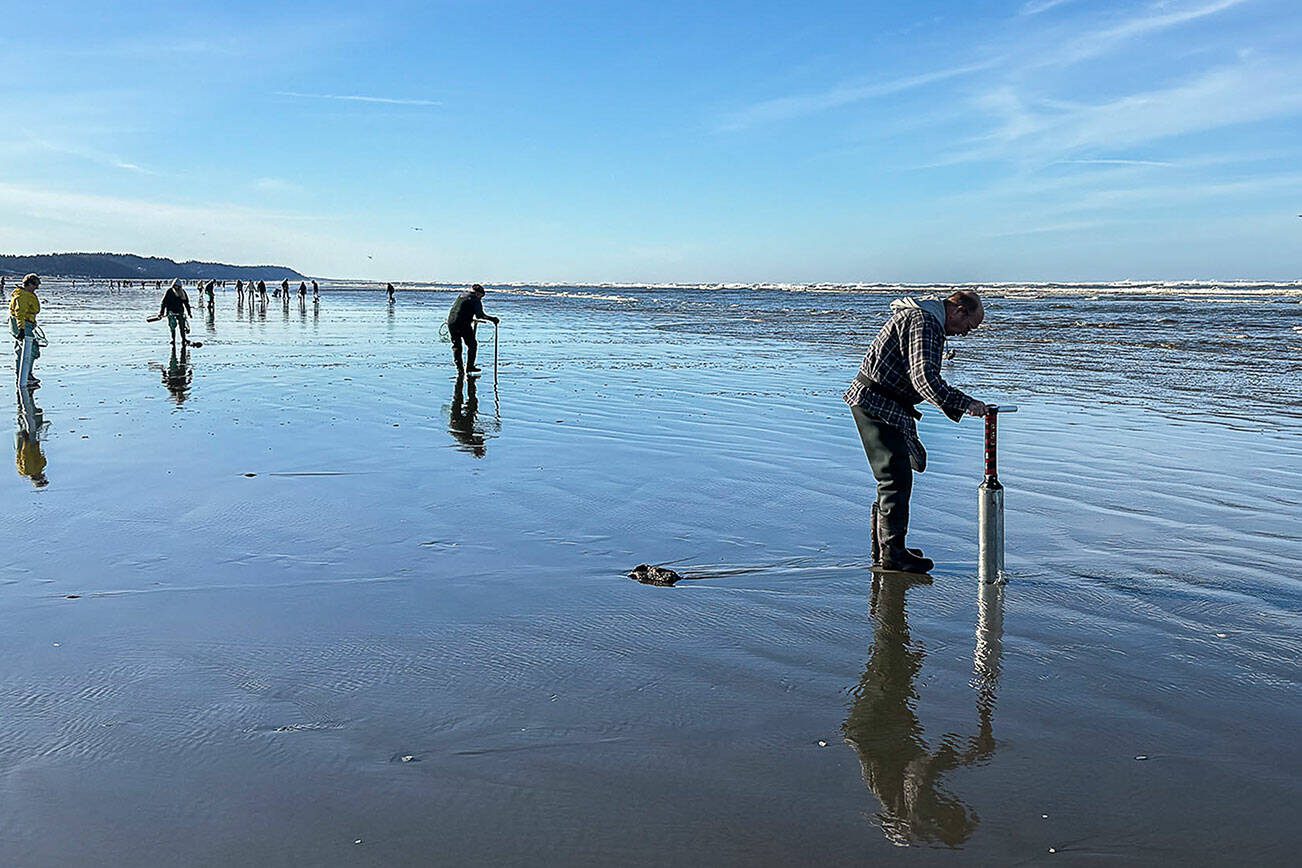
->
xmin=843 ymin=291 xmax=989 ymax=574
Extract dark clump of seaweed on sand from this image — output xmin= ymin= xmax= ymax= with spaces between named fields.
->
xmin=627 ymin=564 xmax=685 ymax=586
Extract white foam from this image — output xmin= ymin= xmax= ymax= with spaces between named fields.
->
xmin=68 ymin=277 xmax=1302 ymax=299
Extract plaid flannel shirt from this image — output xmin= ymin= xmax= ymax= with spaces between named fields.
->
xmin=843 ymin=307 xmax=973 ymax=472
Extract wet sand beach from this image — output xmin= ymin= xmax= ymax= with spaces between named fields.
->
xmin=1 ymin=281 xmax=1299 ymax=865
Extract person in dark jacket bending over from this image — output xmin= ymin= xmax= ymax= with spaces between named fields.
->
xmin=844 ymin=291 xmax=988 ymax=574
xmin=149 ymin=279 xmax=194 ymax=347
xmin=446 ymin=283 xmax=499 ymax=375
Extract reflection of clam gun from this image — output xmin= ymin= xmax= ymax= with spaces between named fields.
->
xmin=978 ymin=405 xmax=1017 ymax=584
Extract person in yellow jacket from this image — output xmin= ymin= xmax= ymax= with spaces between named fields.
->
xmin=7 ymin=273 xmax=42 ymax=389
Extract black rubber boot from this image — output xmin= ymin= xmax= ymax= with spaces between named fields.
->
xmin=878 ymin=547 xmax=935 ymax=574
xmin=871 ymin=502 xmax=928 ymax=567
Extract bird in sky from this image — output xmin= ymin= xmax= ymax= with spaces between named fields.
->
xmin=412 ymin=227 xmax=423 ymax=231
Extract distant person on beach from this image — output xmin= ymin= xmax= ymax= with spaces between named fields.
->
xmin=844 ymin=290 xmax=988 ymax=574
xmin=446 ymin=284 xmax=499 ymax=375
xmin=205 ymin=281 xmax=216 ymax=307
xmin=311 ymin=280 xmax=319 ymax=303
xmin=7 ymin=274 xmax=42 ymax=389
xmin=150 ymin=279 xmax=193 ymax=347
xmin=387 ymin=283 xmax=396 ymax=303
xmin=235 ymin=279 xmax=244 ymax=301
xmin=298 ymin=281 xmax=307 ymax=301
xmin=258 ymin=280 xmax=268 ymax=304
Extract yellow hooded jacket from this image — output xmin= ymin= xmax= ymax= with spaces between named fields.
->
xmin=9 ymin=287 xmax=39 ymax=326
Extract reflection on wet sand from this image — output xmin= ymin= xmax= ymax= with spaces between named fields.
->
xmin=160 ymin=344 xmax=193 ymax=404
xmin=14 ymin=386 xmax=48 ymax=487
xmin=843 ymin=576 xmax=1003 ymax=848
xmin=447 ymin=374 xmax=500 ymax=458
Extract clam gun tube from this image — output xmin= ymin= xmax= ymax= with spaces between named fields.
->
xmin=978 ymin=405 xmax=1018 ymax=584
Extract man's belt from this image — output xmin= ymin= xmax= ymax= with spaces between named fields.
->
xmin=854 ymin=373 xmax=922 ymax=420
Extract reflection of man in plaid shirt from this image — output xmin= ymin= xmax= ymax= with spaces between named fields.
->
xmin=845 ymin=291 xmax=988 ymax=573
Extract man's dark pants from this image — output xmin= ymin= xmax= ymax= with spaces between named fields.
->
xmin=450 ymin=325 xmax=477 ymax=371
xmin=851 ymin=405 xmax=913 ymax=556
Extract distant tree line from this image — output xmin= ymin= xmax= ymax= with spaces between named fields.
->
xmin=0 ymin=252 xmax=307 ymax=281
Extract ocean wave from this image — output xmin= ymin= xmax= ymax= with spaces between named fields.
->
xmin=445 ymin=280 xmax=1302 ymax=297
xmin=56 ymin=277 xmax=1302 ymax=298
xmin=490 ymin=288 xmax=638 ymax=303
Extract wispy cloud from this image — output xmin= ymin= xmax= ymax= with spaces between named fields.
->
xmin=22 ymin=132 xmax=156 ymax=175
xmin=1035 ymin=170 xmax=1302 ymax=216
xmin=275 ymin=91 xmax=441 ymax=107
xmin=933 ymin=148 xmax=1297 ymax=209
xmin=33 ymin=36 xmax=247 ymax=60
xmin=1043 ymin=0 xmax=1250 ymax=68
xmin=722 ymin=0 xmax=1253 ymax=133
xmin=919 ymin=52 xmax=1302 ymax=172
xmin=0 ymin=182 xmax=344 ymax=272
xmin=1054 ymin=158 xmax=1174 ymax=167
xmin=25 ymin=13 xmax=367 ymax=63
xmin=0 ymin=182 xmax=330 ymax=226
xmin=253 ymin=177 xmax=300 ymax=193
xmin=984 ymin=218 xmax=1113 ymax=237
xmin=1020 ymin=0 xmax=1077 ymax=15
xmin=719 ymin=61 xmax=996 ymax=130
xmin=941 ymin=157 xmax=1302 ymax=241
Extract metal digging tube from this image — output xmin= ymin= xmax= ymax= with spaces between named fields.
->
xmin=978 ymin=405 xmax=1017 ymax=584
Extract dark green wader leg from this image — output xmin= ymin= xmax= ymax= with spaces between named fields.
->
xmin=851 ymin=406 xmax=914 ymax=558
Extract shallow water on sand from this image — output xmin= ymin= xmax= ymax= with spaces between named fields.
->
xmin=1 ymin=282 xmax=1299 ymax=865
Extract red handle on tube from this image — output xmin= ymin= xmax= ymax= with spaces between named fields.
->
xmin=983 ymin=409 xmax=999 ymax=483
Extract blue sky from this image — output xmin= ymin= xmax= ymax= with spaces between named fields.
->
xmin=1 ymin=0 xmax=1299 ymax=282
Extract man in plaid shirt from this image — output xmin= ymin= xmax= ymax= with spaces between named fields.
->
xmin=844 ymin=290 xmax=989 ymax=574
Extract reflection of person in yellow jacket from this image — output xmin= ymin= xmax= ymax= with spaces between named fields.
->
xmin=15 ymin=431 xmax=46 ymax=486
xmin=7 ymin=273 xmax=42 ymax=389
xmin=15 ymin=385 xmax=48 ymax=487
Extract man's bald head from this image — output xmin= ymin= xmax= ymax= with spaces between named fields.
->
xmin=944 ymin=290 xmax=984 ymax=336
